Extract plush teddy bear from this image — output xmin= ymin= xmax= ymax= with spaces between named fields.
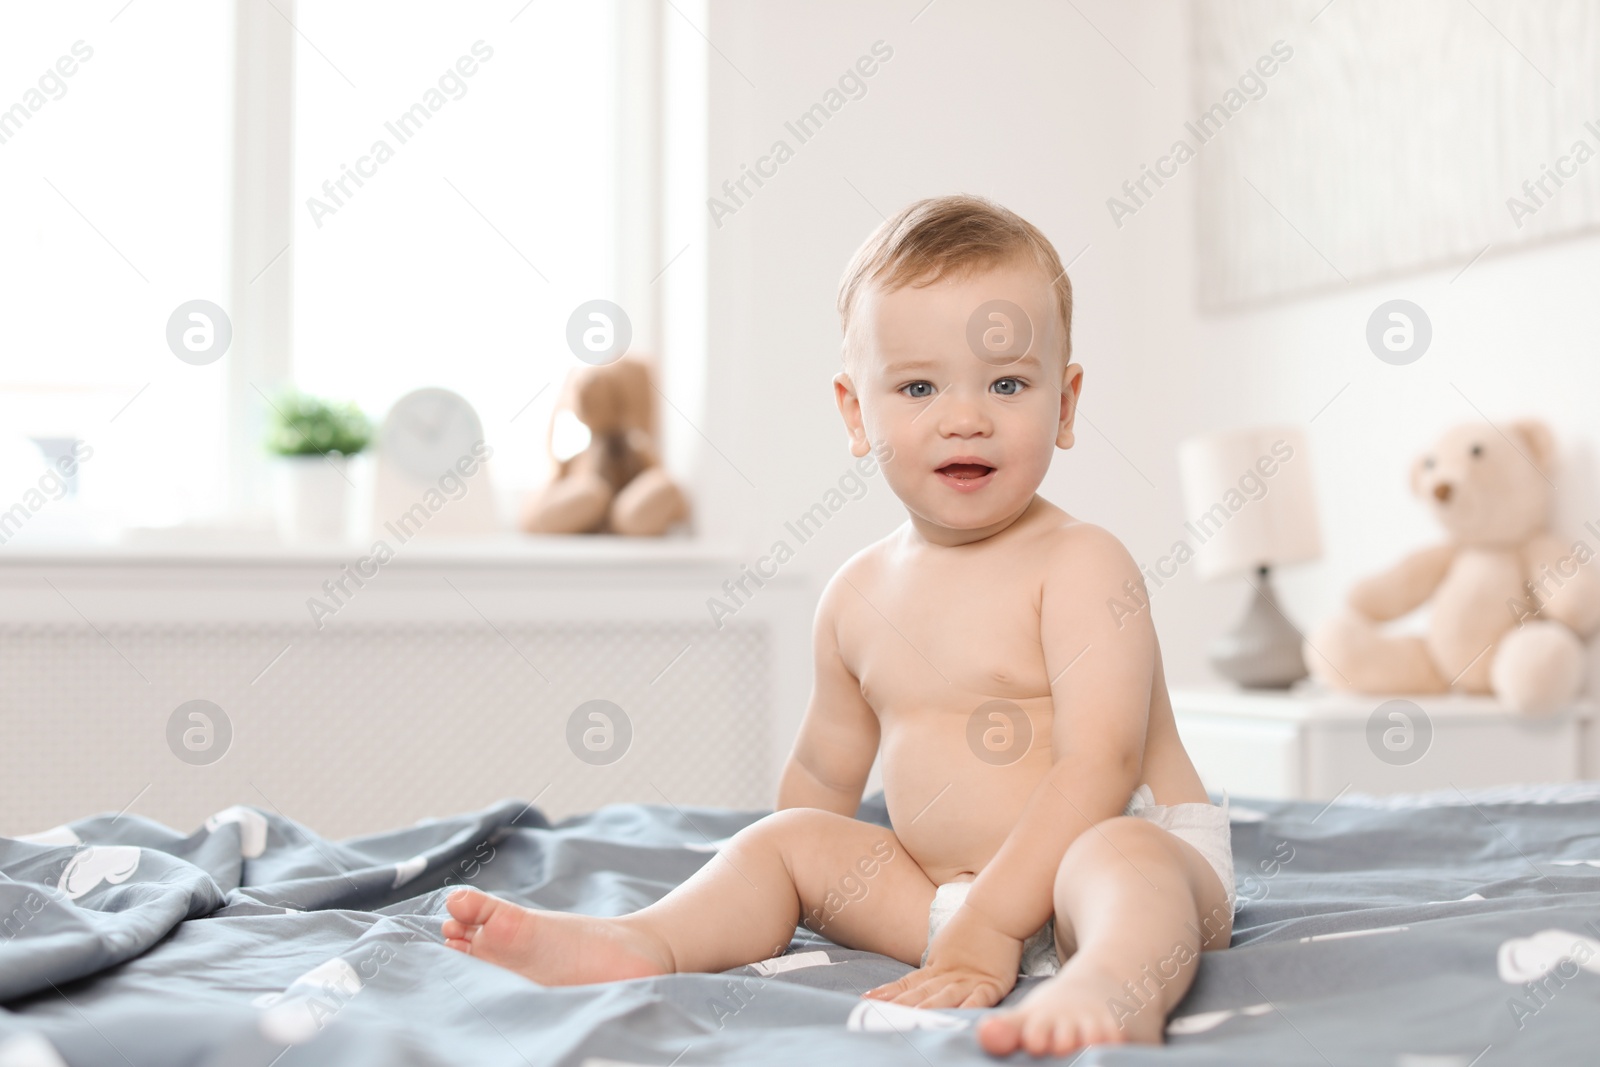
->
xmin=1304 ymin=419 xmax=1600 ymax=715
xmin=518 ymin=355 xmax=690 ymax=537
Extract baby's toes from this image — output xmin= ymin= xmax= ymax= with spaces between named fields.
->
xmin=1087 ymin=1013 xmax=1132 ymax=1046
xmin=976 ymin=1011 xmax=1024 ymax=1057
xmin=445 ymin=888 xmax=492 ymax=925
xmin=1023 ymin=1012 xmax=1062 ymax=1057
xmin=1049 ymin=1016 xmax=1087 ymax=1057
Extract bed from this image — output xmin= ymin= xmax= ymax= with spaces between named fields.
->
xmin=3 ymin=782 xmax=1599 ymax=1066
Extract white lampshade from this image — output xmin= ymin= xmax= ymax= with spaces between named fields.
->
xmin=1177 ymin=425 xmax=1321 ymax=582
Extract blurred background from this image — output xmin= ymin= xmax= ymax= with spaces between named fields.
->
xmin=4 ymin=0 xmax=1599 ymax=835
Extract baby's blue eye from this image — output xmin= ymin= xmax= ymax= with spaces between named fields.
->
xmin=901 ymin=381 xmax=934 ymax=399
xmin=992 ymin=377 xmax=1024 ymax=395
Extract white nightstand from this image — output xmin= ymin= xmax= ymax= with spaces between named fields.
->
xmin=1171 ymin=687 xmax=1600 ymax=801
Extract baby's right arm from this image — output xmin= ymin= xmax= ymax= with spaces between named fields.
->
xmin=776 ymin=572 xmax=880 ymax=816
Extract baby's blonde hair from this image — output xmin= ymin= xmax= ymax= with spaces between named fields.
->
xmin=836 ymin=193 xmax=1074 ymax=367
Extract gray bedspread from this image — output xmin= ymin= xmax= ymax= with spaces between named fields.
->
xmin=2 ymin=784 xmax=1599 ymax=1065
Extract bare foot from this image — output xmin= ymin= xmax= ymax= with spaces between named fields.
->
xmin=976 ymin=958 xmax=1164 ymax=1057
xmin=442 ymin=889 xmax=674 ymax=985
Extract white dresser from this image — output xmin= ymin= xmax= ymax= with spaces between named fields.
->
xmin=1170 ymin=686 xmax=1600 ymax=801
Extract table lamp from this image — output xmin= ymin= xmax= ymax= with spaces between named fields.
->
xmin=1177 ymin=425 xmax=1322 ymax=688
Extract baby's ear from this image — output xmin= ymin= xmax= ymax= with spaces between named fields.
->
xmin=833 ymin=371 xmax=871 ymax=457
xmin=1055 ymin=363 xmax=1083 ymax=448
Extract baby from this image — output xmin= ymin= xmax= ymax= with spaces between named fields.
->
xmin=444 ymin=194 xmax=1235 ymax=1058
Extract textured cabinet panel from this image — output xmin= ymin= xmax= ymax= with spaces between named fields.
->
xmin=0 ymin=620 xmax=772 ymax=838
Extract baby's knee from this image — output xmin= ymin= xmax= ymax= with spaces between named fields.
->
xmin=1055 ymin=816 xmax=1157 ymax=883
xmin=741 ymin=806 xmax=840 ymax=847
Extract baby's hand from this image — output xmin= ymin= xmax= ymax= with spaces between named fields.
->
xmin=862 ymin=904 xmax=1022 ymax=1009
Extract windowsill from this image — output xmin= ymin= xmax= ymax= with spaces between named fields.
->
xmin=0 ymin=529 xmax=813 ymax=628
xmin=0 ymin=531 xmax=749 ymax=570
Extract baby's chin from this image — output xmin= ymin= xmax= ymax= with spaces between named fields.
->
xmin=900 ymin=487 xmax=1039 ymax=533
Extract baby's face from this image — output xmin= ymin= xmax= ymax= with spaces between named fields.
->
xmin=835 ymin=258 xmax=1082 ymax=542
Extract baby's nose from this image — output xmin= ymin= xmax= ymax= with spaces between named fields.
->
xmin=1433 ymin=482 xmax=1453 ymax=502
xmin=939 ymin=397 xmax=990 ymax=432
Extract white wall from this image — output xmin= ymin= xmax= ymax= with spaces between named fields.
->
xmin=693 ymin=0 xmax=1600 ymax=691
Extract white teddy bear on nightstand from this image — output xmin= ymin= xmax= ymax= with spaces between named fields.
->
xmin=1304 ymin=419 xmax=1600 ymax=715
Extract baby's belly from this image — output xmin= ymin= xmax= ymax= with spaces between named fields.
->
xmin=878 ymin=700 xmax=1057 ymax=884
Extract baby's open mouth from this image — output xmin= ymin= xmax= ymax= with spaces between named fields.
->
xmin=936 ymin=462 xmax=995 ymax=481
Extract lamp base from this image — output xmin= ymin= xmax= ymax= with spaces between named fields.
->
xmin=1210 ymin=566 xmax=1308 ymax=689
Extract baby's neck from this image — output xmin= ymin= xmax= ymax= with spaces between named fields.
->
xmin=903 ymin=493 xmax=1044 ymax=549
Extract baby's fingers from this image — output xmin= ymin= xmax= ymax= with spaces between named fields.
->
xmin=887 ymin=981 xmax=940 ymax=1007
xmin=862 ymin=973 xmax=919 ymax=1001
xmin=958 ymin=982 xmax=1006 ymax=1010
xmin=889 ymin=971 xmax=974 ymax=1007
xmin=912 ymin=980 xmax=981 ymax=1010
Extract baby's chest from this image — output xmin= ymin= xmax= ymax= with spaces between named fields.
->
xmin=836 ymin=576 xmax=1051 ymax=707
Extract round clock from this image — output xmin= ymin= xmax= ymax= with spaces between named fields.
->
xmin=379 ymin=388 xmax=486 ymax=483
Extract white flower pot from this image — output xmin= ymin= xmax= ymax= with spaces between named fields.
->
xmin=274 ymin=454 xmax=352 ymax=543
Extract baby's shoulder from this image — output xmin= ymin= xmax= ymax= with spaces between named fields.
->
xmin=816 ymin=531 xmax=897 ymax=609
xmin=1030 ymin=517 xmax=1142 ymax=594
xmin=1033 ymin=514 xmax=1132 ymax=561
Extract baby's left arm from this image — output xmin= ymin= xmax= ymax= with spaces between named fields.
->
xmin=958 ymin=523 xmax=1153 ymax=943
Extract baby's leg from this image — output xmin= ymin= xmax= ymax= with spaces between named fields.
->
xmin=978 ymin=817 xmax=1232 ymax=1058
xmin=443 ymin=808 xmax=937 ymax=984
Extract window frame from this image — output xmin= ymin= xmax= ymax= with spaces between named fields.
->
xmin=224 ymin=0 xmax=684 ymax=533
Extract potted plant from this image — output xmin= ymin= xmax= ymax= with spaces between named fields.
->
xmin=265 ymin=391 xmax=371 ymax=543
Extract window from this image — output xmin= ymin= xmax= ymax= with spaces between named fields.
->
xmin=0 ymin=0 xmax=674 ymax=542
xmin=0 ymin=0 xmax=234 ymax=539
xmin=290 ymin=2 xmax=623 ymax=514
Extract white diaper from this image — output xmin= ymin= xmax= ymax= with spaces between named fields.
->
xmin=922 ymin=784 xmax=1236 ymax=978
